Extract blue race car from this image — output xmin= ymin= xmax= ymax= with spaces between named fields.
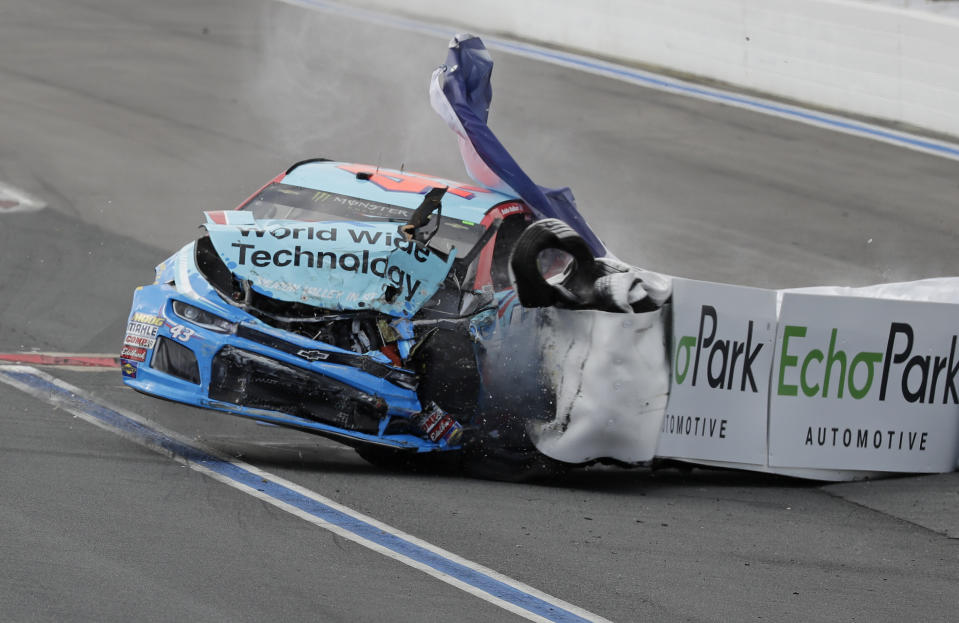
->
xmin=121 ymin=159 xmax=565 ymax=474
xmin=122 ymin=34 xmax=670 ymax=479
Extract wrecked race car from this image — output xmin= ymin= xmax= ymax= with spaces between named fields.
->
xmin=120 ymin=157 xmax=671 ymax=478
xmin=121 ymin=33 xmax=674 ymax=480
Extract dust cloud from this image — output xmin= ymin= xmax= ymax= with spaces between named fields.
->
xmin=248 ymin=3 xmax=463 ymax=178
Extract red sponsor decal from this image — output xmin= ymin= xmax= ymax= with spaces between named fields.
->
xmin=124 ymin=334 xmax=155 ymax=349
xmin=120 ymin=346 xmax=147 ymax=362
xmin=422 ymin=410 xmax=443 ymax=431
xmin=494 ymin=202 xmax=529 ymax=217
xmin=429 ymin=416 xmax=454 ymax=442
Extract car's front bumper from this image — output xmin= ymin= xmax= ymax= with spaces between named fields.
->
xmin=121 ymin=281 xmax=456 ymax=452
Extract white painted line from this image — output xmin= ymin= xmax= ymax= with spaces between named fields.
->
xmin=0 ymin=181 xmax=46 ymax=213
xmin=275 ymin=0 xmax=959 ymax=163
xmin=0 ymin=366 xmax=612 ymax=623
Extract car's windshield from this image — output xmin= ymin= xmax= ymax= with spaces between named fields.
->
xmin=241 ymin=182 xmax=487 ymax=256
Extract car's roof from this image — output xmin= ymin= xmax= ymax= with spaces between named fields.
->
xmin=280 ymin=160 xmax=520 ymax=224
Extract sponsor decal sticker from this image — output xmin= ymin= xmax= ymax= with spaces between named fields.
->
xmin=123 ymin=334 xmax=156 ymax=349
xmin=422 ymin=410 xmax=443 ymax=432
xmin=132 ymin=312 xmax=164 ymax=326
xmin=206 ymin=219 xmax=455 ymax=317
xmin=169 ymin=324 xmax=196 ymax=342
xmin=417 ymin=409 xmax=458 ymax=443
xmin=127 ymin=321 xmax=160 ymax=339
xmin=227 ymin=224 xmax=430 ymax=304
xmin=493 ymin=202 xmax=529 ymax=218
xmin=429 ymin=417 xmax=454 ymax=443
xmin=120 ymin=346 xmax=147 ymax=362
xmin=121 ymin=360 xmax=138 ymax=378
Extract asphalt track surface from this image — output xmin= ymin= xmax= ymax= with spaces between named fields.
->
xmin=2 ymin=1 xmax=959 ymax=621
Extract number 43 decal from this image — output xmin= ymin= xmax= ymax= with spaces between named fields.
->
xmin=169 ymin=323 xmax=196 ymax=342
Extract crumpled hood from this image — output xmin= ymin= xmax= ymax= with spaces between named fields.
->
xmin=204 ymin=213 xmax=455 ymax=317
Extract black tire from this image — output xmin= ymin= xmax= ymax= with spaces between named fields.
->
xmin=509 ymin=218 xmax=594 ymax=308
xmin=461 ymin=413 xmax=570 ymax=483
xmin=461 ymin=441 xmax=569 ymax=483
xmin=354 ymin=445 xmax=421 ymax=470
xmin=355 ymin=438 xmax=570 ymax=482
xmin=354 ymin=445 xmax=458 ymax=473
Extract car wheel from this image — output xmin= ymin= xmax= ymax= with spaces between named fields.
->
xmin=461 ymin=442 xmax=569 ymax=483
xmin=354 ymin=445 xmax=423 ymax=470
xmin=509 ymin=218 xmax=594 ymax=308
xmin=461 ymin=417 xmax=570 ymax=483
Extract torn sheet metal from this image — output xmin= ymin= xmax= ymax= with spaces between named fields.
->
xmin=477 ymin=305 xmax=670 ymax=464
xmin=487 ymin=274 xmax=959 ymax=478
xmin=205 ymin=218 xmax=455 ymax=317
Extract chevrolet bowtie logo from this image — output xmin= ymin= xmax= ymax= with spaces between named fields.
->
xmin=296 ymin=349 xmax=330 ymax=362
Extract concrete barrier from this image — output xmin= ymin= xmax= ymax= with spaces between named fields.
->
xmin=347 ymin=0 xmax=959 ymax=138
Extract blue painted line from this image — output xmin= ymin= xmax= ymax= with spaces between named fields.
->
xmin=1 ymin=368 xmax=594 ymax=623
xmin=282 ymin=0 xmax=959 ymax=161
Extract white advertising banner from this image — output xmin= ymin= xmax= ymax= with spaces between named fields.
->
xmin=657 ymin=279 xmax=778 ymax=465
xmin=769 ymin=293 xmax=959 ymax=472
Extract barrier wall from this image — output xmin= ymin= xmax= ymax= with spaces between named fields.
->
xmin=659 ymin=277 xmax=959 ymax=480
xmin=348 ymin=0 xmax=959 ymax=138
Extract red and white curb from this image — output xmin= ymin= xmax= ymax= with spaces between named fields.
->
xmin=0 ymin=352 xmax=119 ymax=369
